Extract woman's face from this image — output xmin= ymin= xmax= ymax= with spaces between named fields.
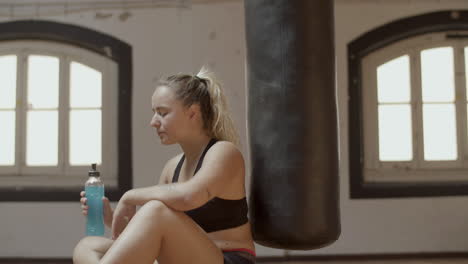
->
xmin=150 ymin=85 xmax=192 ymax=145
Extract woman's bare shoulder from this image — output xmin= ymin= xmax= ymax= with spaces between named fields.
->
xmin=208 ymin=140 xmax=245 ymax=169
xmin=159 ymin=153 xmax=184 ymax=184
xmin=214 ymin=140 xmax=242 ymax=153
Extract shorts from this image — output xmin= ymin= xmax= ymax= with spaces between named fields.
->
xmin=222 ymin=249 xmax=256 ymax=264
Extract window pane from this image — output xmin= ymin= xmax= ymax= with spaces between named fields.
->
xmin=28 ymin=55 xmax=59 ymax=109
xmin=378 ymin=105 xmax=413 ymax=161
xmin=26 ymin=111 xmax=58 ymax=166
xmin=421 ymin=47 xmax=454 ymax=102
xmin=70 ymin=110 xmax=102 ymax=165
xmin=423 ymin=104 xmax=457 ymax=161
xmin=0 ymin=111 xmax=15 ymax=165
xmin=70 ymin=62 xmax=102 ymax=108
xmin=377 ymin=55 xmax=411 ymax=103
xmin=0 ymin=55 xmax=17 ymax=109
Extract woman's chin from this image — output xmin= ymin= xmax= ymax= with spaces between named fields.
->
xmin=159 ymin=137 xmax=175 ymax=145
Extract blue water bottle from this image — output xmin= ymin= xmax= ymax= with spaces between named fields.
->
xmin=85 ymin=163 xmax=105 ymax=236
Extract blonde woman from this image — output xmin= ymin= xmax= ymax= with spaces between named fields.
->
xmin=74 ymin=68 xmax=256 ymax=264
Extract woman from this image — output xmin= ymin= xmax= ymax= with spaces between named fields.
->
xmin=73 ymin=68 xmax=256 ymax=264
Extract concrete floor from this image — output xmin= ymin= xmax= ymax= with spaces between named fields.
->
xmin=258 ymin=259 xmax=468 ymax=264
xmin=1 ymin=257 xmax=468 ymax=264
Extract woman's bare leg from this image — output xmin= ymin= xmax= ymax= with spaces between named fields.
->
xmin=99 ymin=200 xmax=223 ymax=264
xmin=73 ymin=236 xmax=113 ymax=264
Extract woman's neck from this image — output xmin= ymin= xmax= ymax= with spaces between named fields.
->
xmin=178 ymin=133 xmax=212 ymax=164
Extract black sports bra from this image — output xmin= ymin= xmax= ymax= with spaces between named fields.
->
xmin=172 ymin=138 xmax=249 ymax=233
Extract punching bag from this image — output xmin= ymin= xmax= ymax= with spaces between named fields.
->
xmin=245 ymin=0 xmax=340 ymax=249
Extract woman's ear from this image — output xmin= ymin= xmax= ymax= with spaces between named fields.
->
xmin=187 ymin=104 xmax=200 ymax=120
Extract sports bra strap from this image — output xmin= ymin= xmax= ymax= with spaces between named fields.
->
xmin=172 ymin=156 xmax=185 ymax=183
xmin=172 ymin=138 xmax=218 ymax=183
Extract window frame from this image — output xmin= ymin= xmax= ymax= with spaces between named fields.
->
xmin=363 ymin=35 xmax=468 ymax=171
xmin=0 ymin=41 xmax=118 ymax=184
xmin=348 ymin=10 xmax=468 ymax=199
xmin=0 ymin=20 xmax=132 ymax=202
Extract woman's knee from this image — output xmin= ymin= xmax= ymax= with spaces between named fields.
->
xmin=73 ymin=237 xmax=112 ymax=257
xmin=73 ymin=237 xmax=92 ymax=262
xmin=140 ymin=200 xmax=172 ymax=216
xmin=74 ymin=236 xmax=93 ymax=253
xmin=73 ymin=237 xmax=113 ymax=264
xmin=137 ymin=200 xmax=185 ymax=229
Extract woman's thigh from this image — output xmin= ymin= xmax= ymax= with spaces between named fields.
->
xmin=85 ymin=236 xmax=114 ymax=252
xmin=73 ymin=236 xmax=114 ymax=263
xmin=151 ymin=201 xmax=224 ymax=264
xmin=102 ymin=200 xmax=223 ymax=264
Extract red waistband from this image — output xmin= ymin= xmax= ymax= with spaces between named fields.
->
xmin=222 ymin=248 xmax=256 ymax=257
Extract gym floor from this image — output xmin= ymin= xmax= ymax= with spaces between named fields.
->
xmin=272 ymin=260 xmax=468 ymax=264
xmin=1 ymin=258 xmax=468 ymax=264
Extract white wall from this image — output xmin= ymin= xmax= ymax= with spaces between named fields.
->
xmin=304 ymin=0 xmax=468 ymax=256
xmin=0 ymin=0 xmax=468 ymax=258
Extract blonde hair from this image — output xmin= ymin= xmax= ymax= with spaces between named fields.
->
xmin=156 ymin=67 xmax=239 ymax=145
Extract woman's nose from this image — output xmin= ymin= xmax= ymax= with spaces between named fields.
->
xmin=150 ymin=116 xmax=161 ymax=128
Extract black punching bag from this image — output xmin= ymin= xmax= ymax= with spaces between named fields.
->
xmin=245 ymin=0 xmax=340 ymax=249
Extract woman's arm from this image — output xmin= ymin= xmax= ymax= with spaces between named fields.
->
xmin=122 ymin=142 xmax=243 ymax=211
xmin=122 ymin=183 xmax=195 ymax=211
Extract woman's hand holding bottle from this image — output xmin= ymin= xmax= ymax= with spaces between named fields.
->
xmin=80 ymin=191 xmax=114 ymax=228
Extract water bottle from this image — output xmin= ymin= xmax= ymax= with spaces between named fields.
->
xmin=85 ymin=163 xmax=105 ymax=236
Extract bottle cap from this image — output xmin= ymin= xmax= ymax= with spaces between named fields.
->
xmin=88 ymin=163 xmax=100 ymax=177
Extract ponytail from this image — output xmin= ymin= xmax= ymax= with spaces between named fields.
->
xmin=196 ymin=67 xmax=239 ymax=146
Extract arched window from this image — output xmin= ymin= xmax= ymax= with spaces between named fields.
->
xmin=0 ymin=21 xmax=132 ymax=201
xmin=349 ymin=10 xmax=468 ymax=198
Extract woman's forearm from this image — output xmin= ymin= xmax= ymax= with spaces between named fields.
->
xmin=122 ymin=183 xmax=202 ymax=211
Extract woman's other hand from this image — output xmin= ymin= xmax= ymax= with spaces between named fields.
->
xmin=80 ymin=191 xmax=114 ymax=228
